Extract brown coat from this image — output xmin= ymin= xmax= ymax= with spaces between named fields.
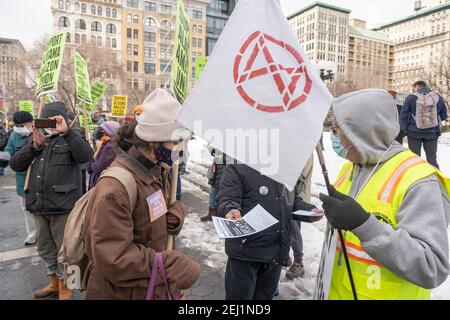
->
xmin=83 ymin=149 xmax=201 ymax=300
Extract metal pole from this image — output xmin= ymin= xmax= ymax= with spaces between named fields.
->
xmin=316 ymin=144 xmax=358 ymax=300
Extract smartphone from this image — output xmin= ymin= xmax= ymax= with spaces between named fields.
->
xmin=34 ymin=119 xmax=57 ymax=129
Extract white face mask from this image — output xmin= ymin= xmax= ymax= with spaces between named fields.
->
xmin=14 ymin=126 xmax=32 ymax=137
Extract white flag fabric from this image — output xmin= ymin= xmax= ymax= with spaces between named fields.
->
xmin=178 ymin=0 xmax=333 ymax=191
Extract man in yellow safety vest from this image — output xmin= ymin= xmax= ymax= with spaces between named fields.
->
xmin=319 ymin=89 xmax=450 ymax=300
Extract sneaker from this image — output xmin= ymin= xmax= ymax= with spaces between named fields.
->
xmin=286 ymin=262 xmax=305 ymax=280
xmin=24 ymin=234 xmax=37 ymax=246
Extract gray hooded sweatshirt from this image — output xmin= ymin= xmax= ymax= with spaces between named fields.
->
xmin=333 ymin=89 xmax=450 ymax=289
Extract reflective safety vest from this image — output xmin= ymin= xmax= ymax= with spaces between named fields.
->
xmin=329 ymin=150 xmax=450 ymax=300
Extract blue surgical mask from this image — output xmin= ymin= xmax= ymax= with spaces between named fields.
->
xmin=331 ymin=133 xmax=349 ymax=159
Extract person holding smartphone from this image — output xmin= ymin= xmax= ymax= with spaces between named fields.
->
xmin=10 ymin=102 xmax=93 ymax=300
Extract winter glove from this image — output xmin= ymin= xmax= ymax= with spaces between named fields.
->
xmin=319 ymin=186 xmax=370 ymax=231
xmin=166 ymin=201 xmax=187 ymax=236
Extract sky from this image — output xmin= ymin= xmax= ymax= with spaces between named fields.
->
xmin=0 ymin=0 xmax=434 ymax=49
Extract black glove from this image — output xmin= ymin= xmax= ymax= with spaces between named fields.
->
xmin=319 ymin=187 xmax=370 ymax=231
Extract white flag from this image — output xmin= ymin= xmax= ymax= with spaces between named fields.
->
xmin=178 ymin=0 xmax=332 ymax=191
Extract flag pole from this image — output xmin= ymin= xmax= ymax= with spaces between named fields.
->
xmin=315 ymin=144 xmax=358 ymax=300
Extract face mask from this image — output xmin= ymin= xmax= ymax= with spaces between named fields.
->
xmin=331 ymin=133 xmax=349 ymax=159
xmin=155 ymin=145 xmax=173 ymax=166
xmin=14 ymin=126 xmax=32 ymax=137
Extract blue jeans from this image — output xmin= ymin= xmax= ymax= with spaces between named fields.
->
xmin=291 ymin=221 xmax=303 ymax=264
xmin=209 ymin=186 xmax=218 ymax=209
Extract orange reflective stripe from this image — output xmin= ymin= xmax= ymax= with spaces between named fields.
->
xmin=378 ymin=156 xmax=425 ymax=203
xmin=335 ymin=167 xmax=352 ymax=188
xmin=336 ymin=241 xmax=382 ymax=267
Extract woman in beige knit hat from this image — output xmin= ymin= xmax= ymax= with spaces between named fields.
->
xmin=83 ymin=89 xmax=200 ymax=300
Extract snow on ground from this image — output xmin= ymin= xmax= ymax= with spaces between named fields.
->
xmin=181 ymin=132 xmax=450 ymax=300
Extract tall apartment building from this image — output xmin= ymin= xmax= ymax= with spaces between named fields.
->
xmin=287 ymin=1 xmax=351 ymax=79
xmin=0 ymin=38 xmax=27 ymax=112
xmin=347 ymin=19 xmax=395 ymax=89
xmin=52 ymin=0 xmax=122 ymax=60
xmin=205 ymin=0 xmax=236 ymax=56
xmin=122 ymin=0 xmax=209 ymax=94
xmin=374 ymin=1 xmax=450 ymax=93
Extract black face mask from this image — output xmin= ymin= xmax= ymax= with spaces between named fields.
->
xmin=96 ymin=130 xmax=105 ymax=141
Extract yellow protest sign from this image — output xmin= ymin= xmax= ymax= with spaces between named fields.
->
xmin=111 ymin=96 xmax=128 ymax=117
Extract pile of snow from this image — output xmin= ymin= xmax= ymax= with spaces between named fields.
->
xmin=181 ymin=133 xmax=450 ymax=300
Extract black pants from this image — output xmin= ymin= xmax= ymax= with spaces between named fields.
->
xmin=225 ymin=258 xmax=282 ymax=300
xmin=408 ymin=137 xmax=439 ymax=169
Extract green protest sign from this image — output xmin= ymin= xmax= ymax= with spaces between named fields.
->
xmin=19 ymin=101 xmax=34 ymax=116
xmin=35 ymin=31 xmax=68 ymax=98
xmin=87 ymin=80 xmax=107 ymax=113
xmin=79 ymin=113 xmax=93 ymax=127
xmin=195 ymin=56 xmax=208 ymax=80
xmin=171 ymin=0 xmax=190 ymax=104
xmin=73 ymin=51 xmax=92 ymax=105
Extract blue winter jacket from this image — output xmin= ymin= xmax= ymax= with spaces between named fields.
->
xmin=400 ymin=92 xmax=448 ymax=139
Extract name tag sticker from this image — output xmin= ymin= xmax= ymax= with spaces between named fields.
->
xmin=146 ymin=190 xmax=168 ymax=222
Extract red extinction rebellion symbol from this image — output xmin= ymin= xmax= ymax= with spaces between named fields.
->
xmin=233 ymin=31 xmax=312 ymax=113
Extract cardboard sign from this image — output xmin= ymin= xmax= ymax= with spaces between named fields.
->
xmin=195 ymin=56 xmax=208 ymax=80
xmin=73 ymin=51 xmax=92 ymax=105
xmin=111 ymin=95 xmax=128 ymax=117
xmin=171 ymin=0 xmax=190 ymax=103
xmin=19 ymin=101 xmax=34 ymax=116
xmin=35 ymin=31 xmax=68 ymax=98
xmin=146 ymin=190 xmax=168 ymax=222
xmin=87 ymin=80 xmax=107 ymax=113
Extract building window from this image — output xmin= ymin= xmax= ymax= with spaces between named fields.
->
xmin=58 ymin=16 xmax=70 ymax=28
xmin=91 ymin=5 xmax=96 ymax=15
xmin=112 ymin=9 xmax=117 ymax=18
xmin=198 ymin=25 xmax=202 ymax=34
xmin=193 ymin=10 xmax=202 ymax=20
xmin=75 ymin=2 xmax=80 ymax=11
xmin=192 ymin=25 xmax=197 ymax=33
xmin=106 ymin=24 xmax=117 ymax=34
xmin=145 ymin=46 xmax=156 ymax=58
xmin=127 ymin=0 xmax=139 ymax=8
xmin=127 ymin=28 xmax=132 ymax=38
xmin=75 ymin=33 xmax=80 ymax=44
xmin=112 ymin=38 xmax=117 ymax=48
xmin=127 ymin=44 xmax=132 ymax=55
xmin=192 ymin=38 xmax=196 ymax=48
xmin=134 ymin=61 xmax=139 ymax=72
xmin=58 ymin=0 xmax=64 ymax=10
xmin=106 ymin=37 xmax=111 ymax=47
xmin=75 ymin=19 xmax=86 ymax=30
xmin=145 ymin=31 xmax=156 ymax=42
xmin=127 ymin=14 xmax=132 ymax=24
xmin=127 ymin=61 xmax=132 ymax=72
xmin=145 ymin=63 xmax=156 ymax=74
xmin=145 ymin=1 xmax=157 ymax=12
xmin=97 ymin=36 xmax=102 ymax=46
xmin=97 ymin=6 xmax=102 ymax=16
xmin=65 ymin=1 xmax=70 ymax=10
xmin=66 ymin=33 xmax=71 ymax=43
xmin=197 ymin=38 xmax=202 ymax=48
xmin=160 ymin=20 xmax=171 ymax=30
xmin=106 ymin=7 xmax=111 ymax=17
xmin=145 ymin=17 xmax=156 ymax=28
xmin=161 ymin=4 xmax=172 ymax=14
xmin=133 ymin=45 xmax=139 ymax=56
xmin=91 ymin=21 xmax=102 ymax=32
xmin=81 ymin=34 xmax=86 ymax=44
xmin=81 ymin=3 xmax=86 ymax=13
xmin=91 ymin=35 xmax=96 ymax=43
xmin=133 ymin=29 xmax=139 ymax=39
xmin=133 ymin=15 xmax=139 ymax=24
xmin=160 ymin=63 xmax=171 ymax=73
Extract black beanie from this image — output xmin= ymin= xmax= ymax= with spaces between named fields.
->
xmin=41 ymin=102 xmax=69 ymax=123
xmin=13 ymin=111 xmax=34 ymax=125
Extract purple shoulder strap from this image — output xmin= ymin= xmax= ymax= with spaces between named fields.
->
xmin=146 ymin=253 xmax=180 ymax=300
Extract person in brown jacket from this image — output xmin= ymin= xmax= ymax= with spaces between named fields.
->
xmin=83 ymin=89 xmax=201 ymax=300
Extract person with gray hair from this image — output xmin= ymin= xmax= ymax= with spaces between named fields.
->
xmin=319 ymin=89 xmax=450 ymax=300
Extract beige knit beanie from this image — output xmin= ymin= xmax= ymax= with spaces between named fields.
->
xmin=135 ymin=89 xmax=192 ymax=142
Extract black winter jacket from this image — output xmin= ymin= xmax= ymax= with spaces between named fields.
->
xmin=216 ymin=164 xmax=316 ymax=266
xmin=10 ymin=129 xmax=93 ymax=215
